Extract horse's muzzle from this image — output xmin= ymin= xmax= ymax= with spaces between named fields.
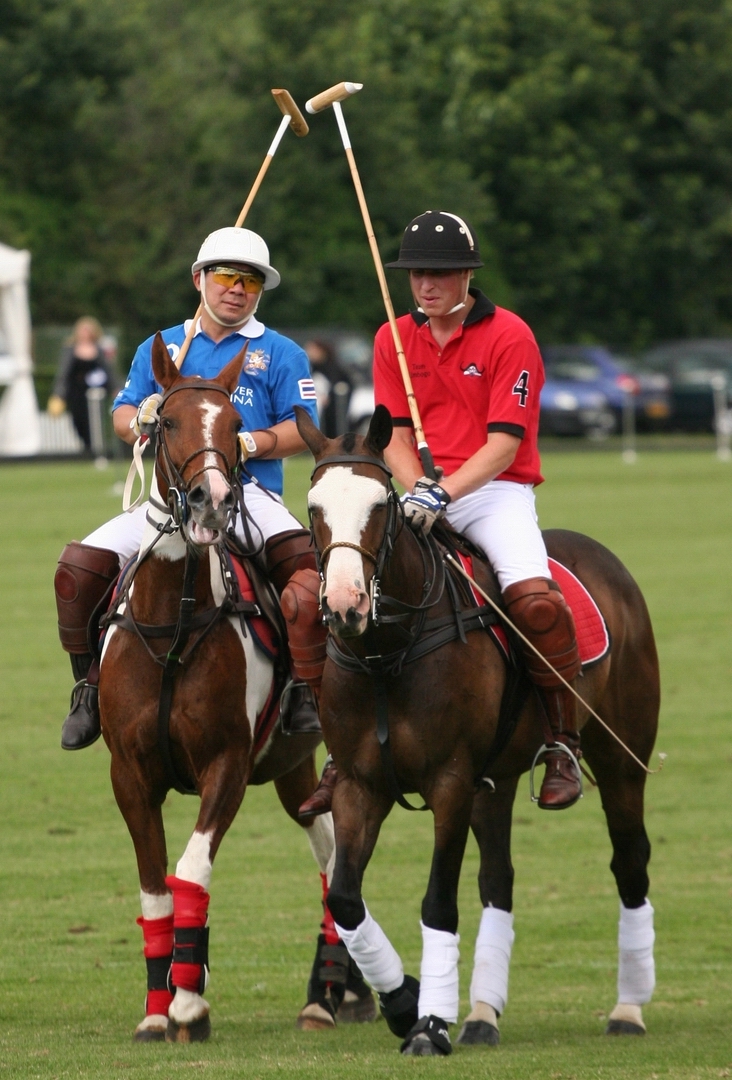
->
xmin=187 ymin=473 xmax=235 ymax=532
xmin=321 ymin=596 xmax=369 ymax=638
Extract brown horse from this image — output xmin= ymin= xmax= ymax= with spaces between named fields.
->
xmin=99 ymin=336 xmax=373 ymax=1042
xmin=296 ymin=404 xmax=660 ymax=1056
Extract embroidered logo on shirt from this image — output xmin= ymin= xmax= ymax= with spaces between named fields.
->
xmin=298 ymin=378 xmax=317 ymax=400
xmin=244 ymin=349 xmax=271 ymax=375
xmin=167 ymin=343 xmax=181 ymax=363
xmin=512 ymin=370 xmax=530 ymax=407
xmin=232 ymin=386 xmax=255 ymax=407
xmin=462 ymin=362 xmax=484 ymax=377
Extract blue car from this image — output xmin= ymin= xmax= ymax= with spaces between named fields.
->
xmin=540 ymin=345 xmax=670 ymax=438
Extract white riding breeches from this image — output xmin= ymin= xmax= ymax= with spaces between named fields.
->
xmin=83 ymin=482 xmax=302 ymax=563
xmin=444 ymin=480 xmax=549 ymax=591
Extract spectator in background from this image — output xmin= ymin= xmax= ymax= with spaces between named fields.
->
xmin=305 ymin=338 xmax=352 ymax=438
xmin=47 ymin=317 xmax=117 ymax=450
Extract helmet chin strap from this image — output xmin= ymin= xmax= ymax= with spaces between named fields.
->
xmin=417 ymin=272 xmax=472 ymax=318
xmin=200 ymin=269 xmax=261 ymax=329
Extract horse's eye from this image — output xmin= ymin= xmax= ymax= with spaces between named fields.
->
xmin=162 ymin=417 xmax=175 ymax=431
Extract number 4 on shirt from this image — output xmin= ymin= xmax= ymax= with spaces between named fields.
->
xmin=512 ymin=370 xmax=530 ymax=407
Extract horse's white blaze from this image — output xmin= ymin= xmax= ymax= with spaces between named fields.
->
xmin=140 ymin=890 xmax=173 ymax=919
xmin=176 ymin=830 xmax=214 ymax=890
xmin=303 ymin=812 xmax=336 ymax=882
xmin=309 ymin=467 xmax=386 ymax=616
xmin=197 ymin=399 xmax=231 ymax=512
xmin=209 ymin=556 xmax=272 ymax=739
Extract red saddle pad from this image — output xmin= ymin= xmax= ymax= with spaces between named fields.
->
xmin=548 ymin=558 xmax=610 ymax=667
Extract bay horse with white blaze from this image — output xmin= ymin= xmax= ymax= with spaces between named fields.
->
xmin=296 ymin=404 xmax=660 ymax=1056
xmin=98 ymin=335 xmax=373 ymax=1042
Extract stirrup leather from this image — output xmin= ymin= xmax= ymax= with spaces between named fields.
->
xmin=529 ymin=741 xmax=583 ymax=804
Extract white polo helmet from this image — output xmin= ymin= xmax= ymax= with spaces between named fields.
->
xmin=191 ymin=227 xmax=281 ymax=290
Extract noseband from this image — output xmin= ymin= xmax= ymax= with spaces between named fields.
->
xmin=155 ymin=380 xmax=241 ymax=526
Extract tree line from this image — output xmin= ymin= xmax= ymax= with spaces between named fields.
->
xmin=3 ymin=0 xmax=732 ymax=357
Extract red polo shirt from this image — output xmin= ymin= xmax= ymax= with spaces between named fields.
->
xmin=373 ymin=290 xmax=544 ymax=485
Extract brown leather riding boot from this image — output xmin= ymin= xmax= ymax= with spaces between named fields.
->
xmin=503 ymin=577 xmax=583 ymax=810
xmin=54 ymin=541 xmax=120 ymax=750
xmin=265 ymin=530 xmax=336 ymax=818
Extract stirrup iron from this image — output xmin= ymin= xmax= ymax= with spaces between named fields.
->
xmin=529 ymin=741 xmax=583 ymax=803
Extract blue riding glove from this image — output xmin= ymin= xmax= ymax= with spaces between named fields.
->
xmin=401 ymin=480 xmax=451 ymax=534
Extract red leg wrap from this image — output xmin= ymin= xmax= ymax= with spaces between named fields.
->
xmin=137 ymin=913 xmax=174 ymax=1017
xmin=280 ymin=569 xmax=328 ymax=691
xmin=166 ymin=876 xmax=210 ymax=994
xmin=320 ymin=872 xmax=340 ymax=946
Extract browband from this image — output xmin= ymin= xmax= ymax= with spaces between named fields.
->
xmin=161 ymin=380 xmax=232 ymax=406
xmin=311 ymin=454 xmax=393 ymax=479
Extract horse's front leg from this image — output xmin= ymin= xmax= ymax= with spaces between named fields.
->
xmin=325 ymin=777 xmax=421 ymax=1040
xmin=274 ymin=756 xmax=376 ymax=1030
xmin=399 ymin=772 xmax=475 ymax=1058
xmin=108 ymin=754 xmax=173 ymax=1042
xmin=457 ymin=774 xmax=520 ymax=1048
xmin=165 ymin=758 xmax=248 ymax=1044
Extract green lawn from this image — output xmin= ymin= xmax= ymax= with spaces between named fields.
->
xmin=0 ymin=448 xmax=730 ymax=1078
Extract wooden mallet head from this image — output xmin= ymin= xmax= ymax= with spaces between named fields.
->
xmin=271 ymin=88 xmax=309 ymax=136
xmin=306 ymin=81 xmax=363 ymax=114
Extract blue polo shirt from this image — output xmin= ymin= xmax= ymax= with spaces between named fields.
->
xmin=114 ymin=316 xmax=318 ymax=495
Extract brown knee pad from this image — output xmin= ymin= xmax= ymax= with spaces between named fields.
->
xmin=280 ymin=568 xmax=327 ymax=691
xmin=503 ymin=577 xmax=581 ymax=688
xmin=54 ymin=541 xmax=120 ymax=654
xmin=265 ymin=529 xmax=316 ymax=596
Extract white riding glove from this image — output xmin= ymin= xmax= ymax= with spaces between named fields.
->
xmin=238 ymin=431 xmax=257 ymax=462
xmin=131 ymin=393 xmax=163 ymax=438
xmin=400 ymin=480 xmax=451 ymax=535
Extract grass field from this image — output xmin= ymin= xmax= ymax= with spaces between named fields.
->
xmin=1 ymin=448 xmax=731 ymax=1079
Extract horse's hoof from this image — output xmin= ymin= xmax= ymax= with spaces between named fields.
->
xmin=296 ymin=1001 xmax=336 ymax=1031
xmin=133 ymin=1014 xmax=169 ymax=1042
xmin=133 ymin=1027 xmax=167 ymax=1042
xmin=456 ymin=1019 xmax=500 ymax=1046
xmin=337 ymin=989 xmax=377 ymax=1024
xmin=165 ymin=1013 xmax=211 ymax=1043
xmin=606 ymin=1019 xmax=646 ymax=1036
xmin=400 ymin=1015 xmax=452 ymax=1056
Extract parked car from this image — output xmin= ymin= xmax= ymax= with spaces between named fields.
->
xmin=539 ymin=345 xmax=670 ymax=438
xmin=638 ymin=339 xmax=732 ymax=432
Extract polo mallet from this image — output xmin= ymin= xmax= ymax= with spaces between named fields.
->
xmin=306 ymin=81 xmax=437 ymax=480
xmin=174 ymin=88 xmax=309 ymax=370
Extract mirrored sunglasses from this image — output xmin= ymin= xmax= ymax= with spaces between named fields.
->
xmin=207 ymin=266 xmax=264 ymax=293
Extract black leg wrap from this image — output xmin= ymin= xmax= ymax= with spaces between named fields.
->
xmin=400 ymin=1014 xmax=452 ymax=1056
xmin=378 ymin=974 xmax=420 ymax=1038
xmin=306 ymin=934 xmax=349 ymax=1015
xmin=146 ymin=954 xmax=173 ymax=991
xmin=173 ymin=926 xmax=209 ymax=994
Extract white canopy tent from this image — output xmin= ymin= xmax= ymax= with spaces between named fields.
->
xmin=0 ymin=241 xmax=41 ymax=456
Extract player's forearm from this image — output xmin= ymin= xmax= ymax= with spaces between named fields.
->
xmin=113 ymin=405 xmax=138 ymax=445
xmin=441 ymin=432 xmax=520 ymax=502
xmin=247 ymin=419 xmax=306 ymax=460
xmin=384 ymin=429 xmax=423 ymax=492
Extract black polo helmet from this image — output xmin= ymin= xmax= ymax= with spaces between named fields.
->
xmin=385 ymin=210 xmax=483 ymax=270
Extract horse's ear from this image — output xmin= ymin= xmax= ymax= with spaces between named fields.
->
xmin=151 ymin=333 xmax=181 ymax=391
xmin=364 ymin=405 xmax=393 ymax=455
xmin=295 ymin=405 xmax=328 ymax=458
xmin=216 ymin=345 xmax=248 ymax=396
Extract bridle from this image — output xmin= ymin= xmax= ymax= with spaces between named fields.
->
xmin=309 ymin=452 xmax=442 ymax=626
xmin=153 ymin=379 xmax=243 ymax=528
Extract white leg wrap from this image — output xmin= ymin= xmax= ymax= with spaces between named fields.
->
xmin=418 ymin=922 xmax=460 ymax=1023
xmin=470 ymin=906 xmax=515 ymax=1016
xmin=617 ymin=899 xmax=655 ymax=1005
xmin=304 ymin=813 xmax=336 ymax=883
xmin=334 ymin=906 xmax=404 ymax=994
